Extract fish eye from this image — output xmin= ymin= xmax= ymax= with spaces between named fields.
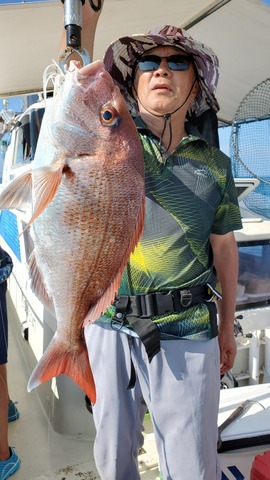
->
xmin=100 ymin=106 xmax=120 ymax=127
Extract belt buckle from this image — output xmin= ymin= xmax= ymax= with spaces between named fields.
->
xmin=155 ymin=291 xmax=174 ymax=315
xmin=180 ymin=289 xmax=192 ymax=308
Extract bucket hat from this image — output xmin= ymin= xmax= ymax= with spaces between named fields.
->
xmin=103 ymin=25 xmax=220 ymax=117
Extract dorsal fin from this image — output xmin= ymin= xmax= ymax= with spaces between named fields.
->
xmin=83 ymin=195 xmax=145 ymax=325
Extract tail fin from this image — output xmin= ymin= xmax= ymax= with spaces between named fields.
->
xmin=27 ymin=335 xmax=96 ymax=404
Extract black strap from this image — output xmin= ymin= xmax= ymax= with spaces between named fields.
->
xmin=125 ymin=316 xmax=160 ymax=363
xmin=127 ymin=359 xmax=136 ymax=389
xmin=128 ymin=285 xmax=209 ymax=318
xmin=205 ymin=301 xmax=218 ymax=338
xmin=112 ymin=296 xmax=161 ymax=362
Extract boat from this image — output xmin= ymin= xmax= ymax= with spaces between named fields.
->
xmin=1 ymin=1 xmax=270 ymax=479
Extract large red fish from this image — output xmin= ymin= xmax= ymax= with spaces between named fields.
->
xmin=0 ymin=60 xmax=145 ymax=403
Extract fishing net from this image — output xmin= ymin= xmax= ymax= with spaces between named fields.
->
xmin=230 ymin=77 xmax=270 ymax=219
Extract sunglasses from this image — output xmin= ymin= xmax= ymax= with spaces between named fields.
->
xmin=137 ymin=54 xmax=191 ymax=72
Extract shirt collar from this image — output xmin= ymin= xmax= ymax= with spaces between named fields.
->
xmin=134 ymin=116 xmax=208 ymax=147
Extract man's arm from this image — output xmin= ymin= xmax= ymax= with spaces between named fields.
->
xmin=58 ymin=0 xmax=104 ymax=64
xmin=210 ymin=231 xmax=238 ymax=374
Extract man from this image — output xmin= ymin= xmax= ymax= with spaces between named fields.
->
xmin=60 ymin=2 xmax=242 ymax=479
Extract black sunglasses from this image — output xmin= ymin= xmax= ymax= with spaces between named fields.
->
xmin=137 ymin=54 xmax=191 ymax=72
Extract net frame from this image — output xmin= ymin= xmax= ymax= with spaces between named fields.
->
xmin=229 ymin=78 xmax=270 ymax=218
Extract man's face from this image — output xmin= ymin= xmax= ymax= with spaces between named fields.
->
xmin=133 ymin=46 xmax=198 ymax=116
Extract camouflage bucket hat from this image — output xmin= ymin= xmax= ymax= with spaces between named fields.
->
xmin=103 ymin=25 xmax=220 ymax=117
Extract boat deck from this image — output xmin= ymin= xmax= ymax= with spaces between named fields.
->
xmin=7 ymin=288 xmax=270 ymax=480
xmin=7 ymin=294 xmax=160 ymax=480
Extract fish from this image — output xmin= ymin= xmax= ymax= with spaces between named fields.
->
xmin=0 ymin=60 xmax=145 ymax=403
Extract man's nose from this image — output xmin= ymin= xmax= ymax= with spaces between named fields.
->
xmin=154 ymin=59 xmax=170 ymax=76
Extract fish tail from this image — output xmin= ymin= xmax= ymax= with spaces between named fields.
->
xmin=27 ymin=336 xmax=96 ymax=403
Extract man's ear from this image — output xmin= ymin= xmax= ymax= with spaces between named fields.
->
xmin=192 ymin=78 xmax=199 ymax=98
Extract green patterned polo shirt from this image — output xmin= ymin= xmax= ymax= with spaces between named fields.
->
xmin=101 ymin=127 xmax=242 ymax=340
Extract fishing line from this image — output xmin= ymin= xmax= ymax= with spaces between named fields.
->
xmin=43 ymin=62 xmax=65 ymax=105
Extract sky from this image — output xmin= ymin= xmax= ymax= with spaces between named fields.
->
xmin=0 ymin=97 xmax=24 ymax=113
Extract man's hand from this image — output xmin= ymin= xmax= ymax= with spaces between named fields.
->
xmin=218 ymin=325 xmax=237 ymax=374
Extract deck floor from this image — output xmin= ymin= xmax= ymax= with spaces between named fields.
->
xmin=7 ymin=294 xmax=270 ymax=479
xmin=7 ymin=299 xmax=160 ymax=480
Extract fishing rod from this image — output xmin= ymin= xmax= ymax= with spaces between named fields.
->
xmin=59 ymin=0 xmax=95 ymax=71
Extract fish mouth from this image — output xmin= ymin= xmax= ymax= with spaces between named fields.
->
xmin=72 ymin=60 xmax=115 ymax=95
xmin=77 ymin=59 xmax=106 ymax=78
xmin=67 ymin=60 xmax=108 ymax=87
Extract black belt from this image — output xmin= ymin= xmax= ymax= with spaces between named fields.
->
xmin=129 ymin=285 xmax=209 ymax=318
xmin=112 ymin=285 xmax=212 ymax=362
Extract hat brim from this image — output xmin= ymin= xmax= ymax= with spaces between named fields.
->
xmin=103 ymin=29 xmax=220 ymax=117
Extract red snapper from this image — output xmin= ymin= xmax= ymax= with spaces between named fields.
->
xmin=0 ymin=60 xmax=145 ymax=403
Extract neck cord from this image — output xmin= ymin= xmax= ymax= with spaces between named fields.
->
xmin=159 ymin=114 xmax=172 ymax=153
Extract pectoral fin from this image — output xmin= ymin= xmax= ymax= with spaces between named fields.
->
xmin=28 ymin=164 xmax=64 ymax=227
xmin=0 ymin=172 xmax=32 ymax=210
xmin=0 ymin=163 xmax=65 ymax=230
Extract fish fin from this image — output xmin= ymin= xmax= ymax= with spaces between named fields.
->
xmin=129 ymin=194 xmax=145 ymax=255
xmin=27 ymin=335 xmax=96 ymax=403
xmin=28 ymin=252 xmax=55 ymax=314
xmin=84 ymin=196 xmax=145 ymax=326
xmin=0 ymin=164 xmax=65 ymax=229
xmin=0 ymin=172 xmax=32 ymax=210
xmin=83 ymin=273 xmax=122 ymax=326
xmin=25 ymin=164 xmax=64 ymax=229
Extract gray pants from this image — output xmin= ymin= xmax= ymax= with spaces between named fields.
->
xmin=84 ymin=322 xmax=221 ymax=480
